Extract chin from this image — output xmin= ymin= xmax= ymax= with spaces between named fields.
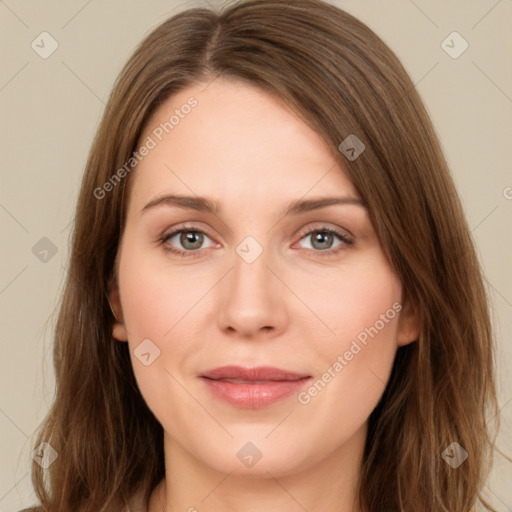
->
xmin=192 ymin=437 xmax=314 ymax=478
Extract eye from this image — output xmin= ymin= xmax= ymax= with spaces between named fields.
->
xmin=158 ymin=224 xmax=354 ymax=259
xmin=294 ymin=226 xmax=353 ymax=257
xmin=159 ymin=226 xmax=216 ymax=257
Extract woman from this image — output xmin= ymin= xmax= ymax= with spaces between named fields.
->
xmin=22 ymin=0 xmax=504 ymax=511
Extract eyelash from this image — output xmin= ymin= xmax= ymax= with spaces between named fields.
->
xmin=158 ymin=224 xmax=354 ymax=259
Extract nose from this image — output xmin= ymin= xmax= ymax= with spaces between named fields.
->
xmin=216 ymin=244 xmax=288 ymax=339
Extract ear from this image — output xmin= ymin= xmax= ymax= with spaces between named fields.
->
xmin=396 ymin=297 xmax=420 ymax=347
xmin=108 ymin=276 xmax=129 ymax=342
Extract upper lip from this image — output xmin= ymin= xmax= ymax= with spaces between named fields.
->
xmin=200 ymin=365 xmax=310 ymax=381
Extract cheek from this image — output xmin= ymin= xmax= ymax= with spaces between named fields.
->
xmin=117 ymin=257 xmax=190 ymax=418
xmin=293 ymin=257 xmax=402 ymax=410
xmin=118 ymin=249 xmax=208 ymax=340
xmin=292 ymin=254 xmax=401 ymax=348
xmin=117 ymin=249 xmax=216 ymax=403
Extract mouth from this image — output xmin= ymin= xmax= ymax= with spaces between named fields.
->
xmin=204 ymin=378 xmax=301 ymax=384
xmin=200 ymin=365 xmax=310 ymax=382
xmin=200 ymin=366 xmax=312 ymax=408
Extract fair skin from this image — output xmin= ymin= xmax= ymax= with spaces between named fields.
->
xmin=109 ymin=77 xmax=419 ymax=512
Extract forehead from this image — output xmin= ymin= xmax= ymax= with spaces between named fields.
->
xmin=130 ymin=77 xmax=359 ymax=210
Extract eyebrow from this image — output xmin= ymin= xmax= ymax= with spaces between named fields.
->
xmin=140 ymin=194 xmax=365 ymax=217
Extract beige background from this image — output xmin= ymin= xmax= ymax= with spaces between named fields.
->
xmin=1 ymin=0 xmax=511 ymax=510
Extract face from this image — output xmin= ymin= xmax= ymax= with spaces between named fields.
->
xmin=109 ymin=77 xmax=419 ymax=477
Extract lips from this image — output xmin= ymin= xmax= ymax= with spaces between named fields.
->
xmin=200 ymin=365 xmax=310 ymax=382
xmin=200 ymin=365 xmax=312 ymax=408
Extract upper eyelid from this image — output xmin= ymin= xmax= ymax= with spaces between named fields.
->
xmin=296 ymin=223 xmax=352 ymax=239
xmin=164 ymin=223 xmax=216 ymax=241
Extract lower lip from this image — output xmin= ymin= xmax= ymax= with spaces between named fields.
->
xmin=201 ymin=377 xmax=312 ymax=408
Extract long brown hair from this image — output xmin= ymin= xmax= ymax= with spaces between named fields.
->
xmin=27 ymin=1 xmax=505 ymax=511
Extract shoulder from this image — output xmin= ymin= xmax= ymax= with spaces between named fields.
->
xmin=17 ymin=491 xmax=149 ymax=512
